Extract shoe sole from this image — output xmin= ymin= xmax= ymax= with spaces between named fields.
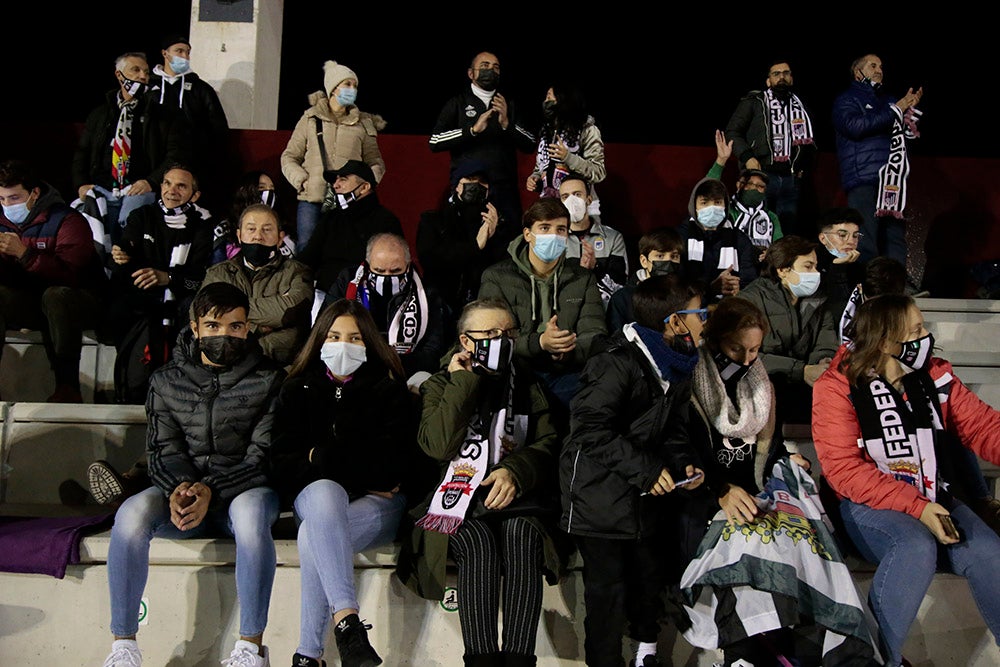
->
xmin=88 ymin=460 xmax=125 ymax=505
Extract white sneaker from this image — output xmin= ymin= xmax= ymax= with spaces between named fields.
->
xmin=221 ymin=640 xmax=269 ymax=667
xmin=103 ymin=639 xmax=142 ymax=666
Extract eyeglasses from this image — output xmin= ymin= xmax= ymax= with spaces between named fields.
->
xmin=831 ymin=230 xmax=864 ymax=240
xmin=668 ymin=308 xmax=710 ymax=323
xmin=742 ymin=182 xmax=767 ymax=192
xmin=463 ymin=328 xmax=519 ymax=340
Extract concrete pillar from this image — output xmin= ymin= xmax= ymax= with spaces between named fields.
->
xmin=187 ymin=0 xmax=284 ymax=130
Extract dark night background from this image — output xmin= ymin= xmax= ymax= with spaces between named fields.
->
xmin=3 ymin=6 xmax=996 ymax=161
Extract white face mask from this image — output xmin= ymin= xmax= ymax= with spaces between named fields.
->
xmin=787 ymin=269 xmax=821 ymax=298
xmin=320 ymin=341 xmax=367 ymax=376
xmin=563 ymin=194 xmax=587 ymax=224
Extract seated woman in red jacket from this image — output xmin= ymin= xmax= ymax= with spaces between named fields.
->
xmin=812 ymin=294 xmax=1000 ymax=667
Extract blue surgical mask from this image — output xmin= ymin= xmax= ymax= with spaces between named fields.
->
xmin=169 ymin=56 xmax=190 ymax=75
xmin=336 ymin=88 xmax=358 ymax=106
xmin=696 ymin=205 xmax=726 ymax=229
xmin=2 ymin=202 xmax=31 ymax=225
xmin=531 ymin=233 xmax=567 ymax=263
xmin=787 ymin=270 xmax=821 ymax=298
xmin=827 ymin=245 xmax=849 ymax=259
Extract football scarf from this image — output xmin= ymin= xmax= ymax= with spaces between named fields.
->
xmin=416 ymin=367 xmax=527 ymax=534
xmin=876 ymin=106 xmax=923 ymax=218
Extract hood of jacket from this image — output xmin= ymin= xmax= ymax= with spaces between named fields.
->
xmin=687 ymin=177 xmax=731 ymax=220
xmin=17 ymin=182 xmax=66 ymax=227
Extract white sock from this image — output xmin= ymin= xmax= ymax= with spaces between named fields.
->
xmin=112 ymin=639 xmax=139 ymax=651
xmin=635 ymin=641 xmax=657 ymax=663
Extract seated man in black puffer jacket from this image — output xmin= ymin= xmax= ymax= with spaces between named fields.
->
xmin=99 ymin=282 xmax=285 ymax=667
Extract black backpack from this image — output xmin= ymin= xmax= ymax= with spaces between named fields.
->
xmin=114 ymin=318 xmax=171 ymax=404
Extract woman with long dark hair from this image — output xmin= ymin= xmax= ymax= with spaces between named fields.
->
xmin=272 ymin=299 xmax=413 ymax=667
xmin=525 ymin=79 xmax=606 ymax=202
xmin=813 ymin=294 xmax=1000 ymax=666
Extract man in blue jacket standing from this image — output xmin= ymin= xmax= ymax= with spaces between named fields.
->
xmin=832 ymin=54 xmax=924 ymax=268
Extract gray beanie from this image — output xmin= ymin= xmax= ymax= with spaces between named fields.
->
xmin=323 ymin=60 xmax=358 ymax=96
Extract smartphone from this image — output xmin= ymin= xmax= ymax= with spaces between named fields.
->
xmin=937 ymin=513 xmax=960 ymax=541
xmin=674 ymin=471 xmax=704 ymax=488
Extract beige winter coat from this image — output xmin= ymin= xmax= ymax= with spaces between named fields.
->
xmin=280 ymin=91 xmax=387 ymax=204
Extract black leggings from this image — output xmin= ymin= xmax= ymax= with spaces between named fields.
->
xmin=449 ymin=516 xmax=544 ymax=656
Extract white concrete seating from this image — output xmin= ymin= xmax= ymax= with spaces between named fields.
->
xmin=2 ymin=298 xmax=1000 ymax=664
xmin=0 ymin=402 xmax=146 ymax=509
xmin=0 ymin=329 xmax=116 ymax=403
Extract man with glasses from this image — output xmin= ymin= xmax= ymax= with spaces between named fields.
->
xmin=724 ymin=60 xmax=817 ymax=238
xmin=816 ymin=207 xmax=866 ymax=318
xmin=429 ymin=50 xmax=536 ymax=235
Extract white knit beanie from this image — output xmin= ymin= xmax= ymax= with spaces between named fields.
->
xmin=323 ymin=60 xmax=358 ymax=96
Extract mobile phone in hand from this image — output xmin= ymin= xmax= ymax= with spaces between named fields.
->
xmin=937 ymin=513 xmax=960 ymax=540
xmin=674 ymin=471 xmax=704 ymax=488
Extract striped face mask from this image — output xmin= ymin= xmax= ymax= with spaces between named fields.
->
xmin=469 ymin=334 xmax=513 ymax=375
xmin=893 ymin=332 xmax=934 ymax=372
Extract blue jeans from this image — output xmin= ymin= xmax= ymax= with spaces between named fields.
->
xmin=293 ymin=480 xmax=406 ymax=659
xmin=296 ymin=200 xmax=323 ymax=252
xmin=846 ymin=184 xmax=907 ymax=266
xmin=108 ymin=485 xmax=279 ymax=638
xmin=839 ymin=497 xmax=1000 ymax=665
xmin=765 ymin=172 xmax=801 ymax=237
xmin=94 ymin=185 xmax=157 ymax=247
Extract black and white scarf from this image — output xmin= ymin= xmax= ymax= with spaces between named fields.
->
xmin=851 ymin=369 xmax=944 ymax=501
xmin=158 ymin=201 xmax=210 ymax=328
xmin=732 ymin=199 xmax=773 ymax=247
xmin=416 ymin=368 xmax=527 ymax=534
xmin=685 ymin=221 xmax=741 ymax=275
xmin=876 ymin=106 xmax=923 ymax=219
xmin=345 ymin=264 xmax=429 ymax=354
xmin=839 ymin=284 xmax=865 ymax=345
xmin=535 ymin=128 xmax=578 ymax=198
xmin=765 ymin=88 xmax=814 ymax=163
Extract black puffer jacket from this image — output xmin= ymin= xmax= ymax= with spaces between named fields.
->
xmin=146 ymin=328 xmax=286 ymax=504
xmin=271 ymin=359 xmax=417 ymax=510
xmin=560 ymin=329 xmax=698 ymax=539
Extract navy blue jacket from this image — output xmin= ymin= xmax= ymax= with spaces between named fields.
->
xmin=832 ymin=80 xmax=899 ymax=191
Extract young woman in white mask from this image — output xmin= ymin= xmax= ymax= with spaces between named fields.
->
xmin=272 ymin=298 xmax=415 ymax=667
xmin=735 ymin=234 xmax=839 ymax=446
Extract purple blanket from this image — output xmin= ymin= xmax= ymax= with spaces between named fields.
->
xmin=0 ymin=512 xmax=115 ymax=579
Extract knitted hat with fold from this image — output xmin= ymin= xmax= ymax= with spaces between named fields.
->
xmin=324 ymin=60 xmax=358 ymax=96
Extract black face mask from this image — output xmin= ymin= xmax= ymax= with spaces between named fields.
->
xmin=649 ymin=260 xmax=678 ymax=277
xmin=199 ymin=335 xmax=248 ymax=366
xmin=542 ymin=100 xmax=557 ymax=120
xmin=712 ymin=349 xmax=753 ymax=385
xmin=240 ymin=242 xmax=278 ymax=267
xmin=260 ymin=189 xmax=276 ymax=208
xmin=771 ymin=82 xmax=793 ymax=101
xmin=459 ymin=182 xmax=488 ymax=207
xmin=476 ymin=69 xmax=498 ymax=91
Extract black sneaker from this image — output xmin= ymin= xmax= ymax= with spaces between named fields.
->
xmin=88 ymin=460 xmax=125 ymax=505
xmin=334 ymin=614 xmax=383 ymax=667
xmin=291 ymin=654 xmax=326 ymax=667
